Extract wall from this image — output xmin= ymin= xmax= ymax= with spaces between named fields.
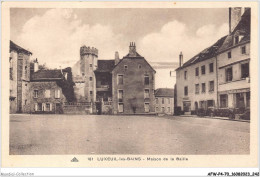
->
xmin=155 ymin=97 xmax=174 ymax=115
xmin=30 ymin=81 xmax=66 ymax=113
xmin=176 ymin=57 xmax=217 ymax=111
xmin=112 ymin=58 xmax=155 ymax=114
xmin=9 ymin=51 xmax=18 ymax=113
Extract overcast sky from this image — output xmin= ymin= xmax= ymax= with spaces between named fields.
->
xmin=11 ymin=8 xmax=229 ymax=88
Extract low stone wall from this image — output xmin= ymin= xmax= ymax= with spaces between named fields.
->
xmin=63 ymin=102 xmax=92 ymax=114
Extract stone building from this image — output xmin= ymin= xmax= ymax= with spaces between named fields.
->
xmin=112 ymin=43 xmax=156 ymax=114
xmin=9 ymin=41 xmax=32 ymax=113
xmin=154 ymin=88 xmax=174 ymax=115
xmin=217 ymin=8 xmax=250 ymax=110
xmin=30 ymin=62 xmax=75 ymax=114
xmin=175 ymin=7 xmax=250 ymax=116
xmin=175 ymin=37 xmax=226 ymax=114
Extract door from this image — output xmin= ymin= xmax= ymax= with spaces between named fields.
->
xmin=96 ymin=102 xmax=102 ymax=115
xmin=183 ymin=101 xmax=191 ymax=112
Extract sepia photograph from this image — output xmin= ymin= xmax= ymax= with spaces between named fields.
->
xmin=1 ymin=1 xmax=258 ymax=170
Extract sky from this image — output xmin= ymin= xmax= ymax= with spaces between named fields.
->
xmin=10 ymin=8 xmax=229 ymax=88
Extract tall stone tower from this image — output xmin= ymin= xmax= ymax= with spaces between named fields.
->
xmin=80 ymin=46 xmax=98 ymax=107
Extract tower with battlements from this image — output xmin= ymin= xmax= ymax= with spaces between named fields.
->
xmin=80 ymin=46 xmax=98 ymax=109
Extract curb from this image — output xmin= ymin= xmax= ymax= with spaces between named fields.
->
xmin=179 ymin=115 xmax=250 ymax=123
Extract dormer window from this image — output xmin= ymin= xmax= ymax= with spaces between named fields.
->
xmin=235 ymin=36 xmax=239 ymax=45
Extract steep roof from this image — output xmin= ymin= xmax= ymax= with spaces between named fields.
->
xmin=95 ymin=60 xmax=115 ymax=73
xmin=175 ymin=35 xmax=227 ymax=71
xmin=155 ymin=88 xmax=174 ymax=97
xmin=218 ymin=8 xmax=250 ymax=53
xmin=10 ymin=40 xmax=32 ymax=55
xmin=31 ymin=69 xmax=63 ymax=81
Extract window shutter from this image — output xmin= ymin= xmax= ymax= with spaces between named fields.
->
xmin=42 ymin=103 xmax=45 ymax=111
xmin=58 ymin=90 xmax=60 ymax=98
xmin=50 ymin=103 xmax=52 ymax=111
xmin=34 ymin=103 xmax=38 ymax=111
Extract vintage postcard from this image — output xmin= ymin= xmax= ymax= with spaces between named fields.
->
xmin=1 ymin=1 xmax=259 ymax=169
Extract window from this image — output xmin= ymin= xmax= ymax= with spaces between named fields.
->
xmin=220 ymin=94 xmax=228 ymax=108
xmin=162 ymin=107 xmax=165 ymax=113
xmin=162 ymin=98 xmax=165 ymax=104
xmin=184 ymin=71 xmax=187 ymax=80
xmin=118 ymin=90 xmax=123 ymax=102
xmin=228 ymin=51 xmax=232 ymax=59
xmin=209 ymin=81 xmax=214 ymax=92
xmin=235 ymin=36 xmax=239 ymax=44
xmin=45 ymin=90 xmax=50 ymax=98
xmin=9 ymin=68 xmax=13 ymax=80
xmin=226 ymin=67 xmax=233 ymax=82
xmin=241 ymin=63 xmax=249 ymax=79
xmin=209 ymin=63 xmax=214 ymax=73
xmin=168 ymin=98 xmax=170 ymax=104
xmin=144 ymin=75 xmax=149 ymax=85
xmin=156 ymin=98 xmax=159 ymax=104
xmin=195 ymin=67 xmax=199 ymax=76
xmin=38 ymin=103 xmax=42 ymax=111
xmin=118 ymin=75 xmax=123 ymax=85
xmin=207 ymin=100 xmax=214 ymax=107
xmin=201 ymin=83 xmax=206 ymax=93
xmin=201 ymin=65 xmax=205 ymax=75
xmin=144 ymin=103 xmax=150 ymax=113
xmin=25 ymin=100 xmax=27 ymax=105
xmin=184 ymin=86 xmax=188 ymax=96
xmin=167 ymin=107 xmax=170 ymax=113
xmin=55 ymin=89 xmax=60 ymax=98
xmin=195 ymin=84 xmax=199 ymax=94
xmin=90 ymin=91 xmax=93 ymax=95
xmin=34 ymin=103 xmax=38 ymax=111
xmin=241 ymin=46 xmax=246 ymax=54
xmin=144 ymin=89 xmax=149 ymax=98
xmin=90 ymin=64 xmax=92 ymax=67
xmin=25 ymin=66 xmax=27 ymax=75
xmin=46 ymin=103 xmax=51 ymax=111
xmin=138 ymin=64 xmax=142 ymax=69
xmin=118 ymin=103 xmax=124 ymax=113
xmin=89 ymin=77 xmax=92 ymax=81
xmin=34 ymin=90 xmax=38 ymax=98
xmin=124 ymin=65 xmax=128 ymax=70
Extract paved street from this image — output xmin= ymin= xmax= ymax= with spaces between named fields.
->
xmin=10 ymin=114 xmax=249 ymax=155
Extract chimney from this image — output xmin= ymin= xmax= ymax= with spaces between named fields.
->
xmin=229 ymin=7 xmax=242 ymax=34
xmin=115 ymin=51 xmax=120 ymax=65
xmin=129 ymin=42 xmax=136 ymax=56
xmin=34 ymin=58 xmax=39 ymax=72
xmin=179 ymin=52 xmax=183 ymax=67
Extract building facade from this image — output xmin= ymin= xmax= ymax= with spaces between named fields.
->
xmin=217 ymin=8 xmax=250 ymax=110
xmin=9 ymin=41 xmax=32 ymax=113
xmin=175 ymin=37 xmax=226 ymax=114
xmin=112 ymin=43 xmax=156 ymax=114
xmin=175 ymin=7 xmax=250 ymax=117
xmin=155 ymin=88 xmax=174 ymax=115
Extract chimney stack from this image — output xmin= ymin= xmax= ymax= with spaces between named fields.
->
xmin=129 ymin=42 xmax=136 ymax=56
xmin=115 ymin=51 xmax=120 ymax=65
xmin=34 ymin=58 xmax=39 ymax=72
xmin=179 ymin=52 xmax=183 ymax=67
xmin=229 ymin=7 xmax=242 ymax=34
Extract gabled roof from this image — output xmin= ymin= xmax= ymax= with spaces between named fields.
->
xmin=124 ymin=51 xmax=143 ymax=58
xmin=95 ymin=60 xmax=115 ymax=73
xmin=10 ymin=40 xmax=32 ymax=55
xmin=175 ymin=35 xmax=227 ymax=71
xmin=218 ymin=8 xmax=250 ymax=53
xmin=155 ymin=88 xmax=174 ymax=97
xmin=31 ymin=69 xmax=63 ymax=81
